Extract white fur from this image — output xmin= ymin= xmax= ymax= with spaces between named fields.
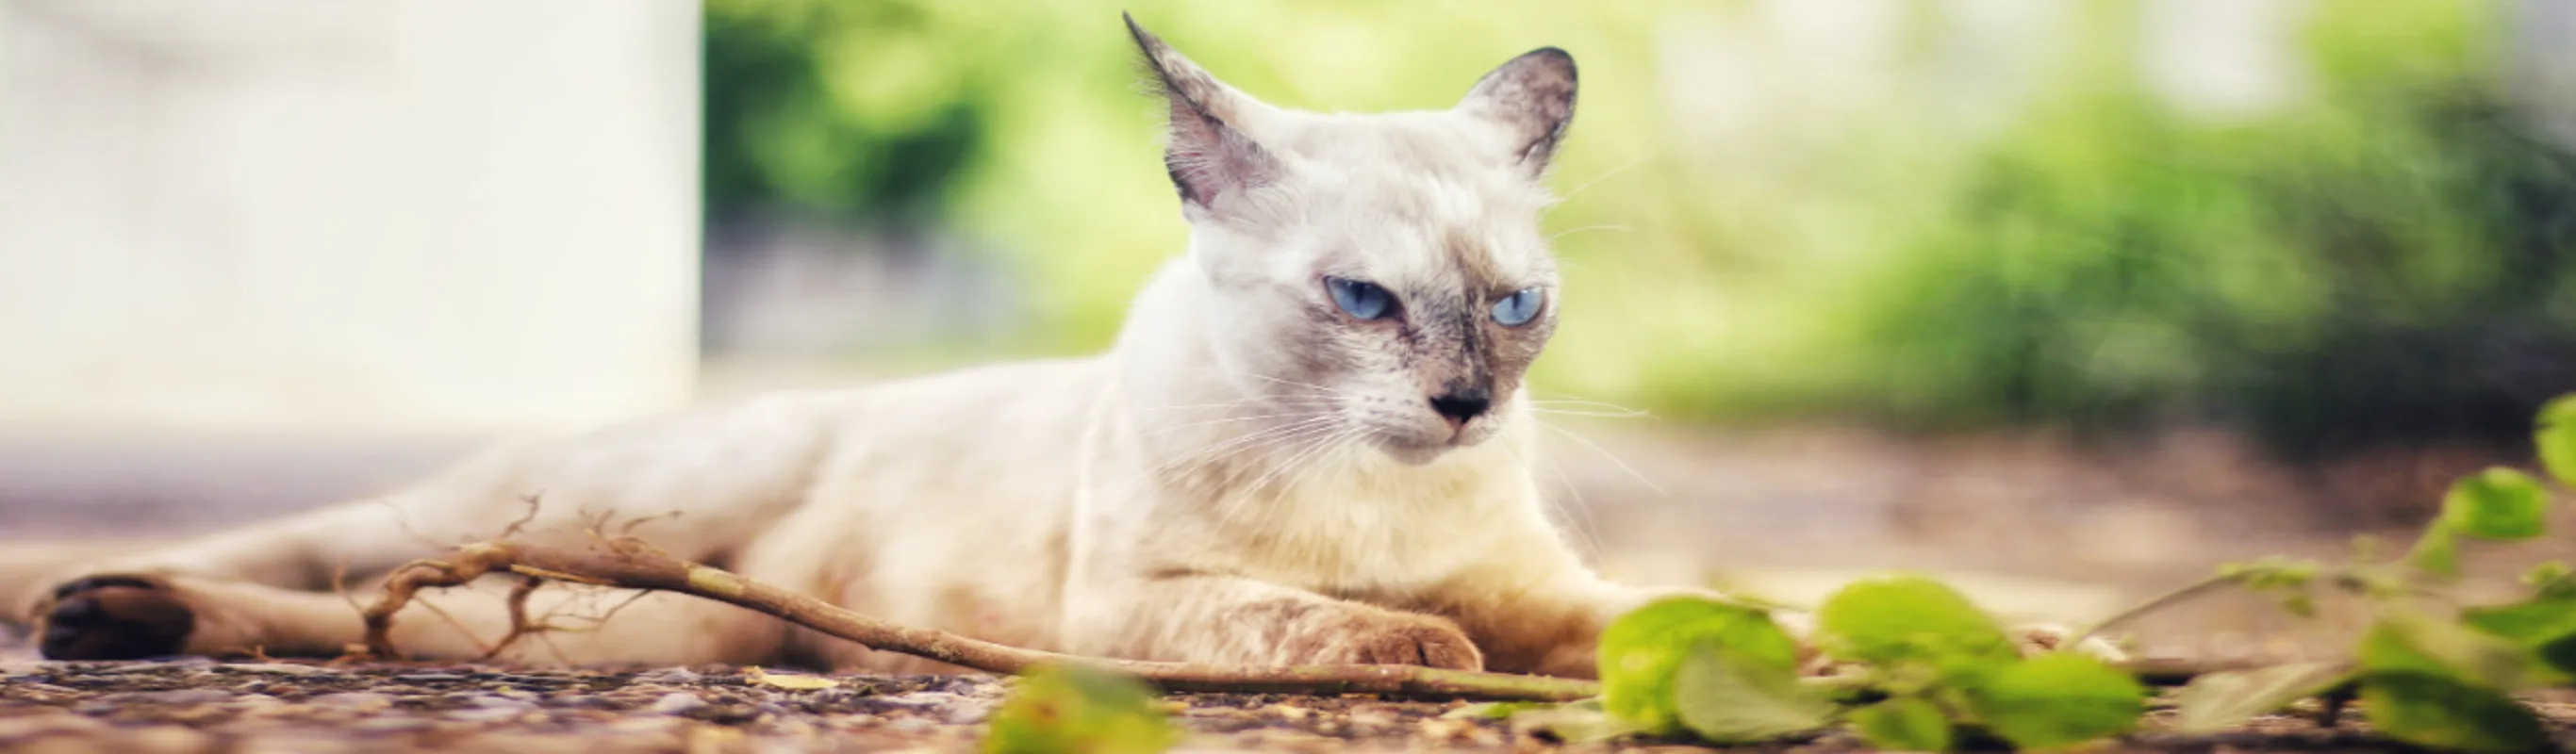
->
xmin=11 ymin=26 xmax=1678 ymax=677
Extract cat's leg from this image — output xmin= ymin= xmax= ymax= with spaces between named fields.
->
xmin=37 ymin=572 xmax=785 ymax=665
xmin=1428 ymin=571 xmax=1710 ymax=679
xmin=1060 ymin=574 xmax=1486 ymax=670
xmin=0 ymin=539 xmax=170 ymax=629
xmin=15 ymin=499 xmax=472 ymax=659
xmin=1432 ymin=570 xmax=2122 ymax=680
xmin=25 ymin=393 xmax=843 ymax=661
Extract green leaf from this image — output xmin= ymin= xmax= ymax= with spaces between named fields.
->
xmin=2408 ymin=524 xmax=2460 ymax=577
xmin=983 ymin=664 xmax=1178 ymax=754
xmin=2521 ymin=561 xmax=2575 ymax=598
xmin=1671 ymin=642 xmax=1834 ymax=744
xmin=2441 ymin=467 xmax=2550 ymax=541
xmin=1964 ymin=654 xmax=2147 ymax=750
xmin=2360 ymin=614 xmax=2565 ymax=689
xmin=1596 ymin=598 xmax=1800 ymax=736
xmin=1499 ymin=698 xmax=1640 ymax=745
xmin=2279 ymin=593 xmax=2318 ymax=618
xmin=2537 ymin=394 xmax=2576 ymax=488
xmin=2171 ymin=662 xmax=2353 ymax=733
xmin=2463 ymin=598 xmax=2576 ymax=643
xmin=2461 ymin=597 xmax=2576 ymax=675
xmin=1444 ymin=701 xmax=1541 ymax=720
xmin=1816 ymin=575 xmax=2018 ymax=676
xmin=2359 ymin=672 xmax=2548 ymax=753
xmin=1851 ymin=697 xmax=1954 ymax=752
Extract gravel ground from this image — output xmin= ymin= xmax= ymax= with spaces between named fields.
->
xmin=7 ymin=650 xmax=2559 ymax=753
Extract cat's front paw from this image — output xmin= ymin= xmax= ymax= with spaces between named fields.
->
xmin=36 ymin=574 xmax=197 ymax=661
xmin=1280 ymin=610 xmax=1483 ymax=670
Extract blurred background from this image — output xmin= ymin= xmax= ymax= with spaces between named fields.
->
xmin=5 ymin=0 xmax=2575 ymax=657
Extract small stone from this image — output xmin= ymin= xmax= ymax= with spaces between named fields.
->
xmin=0 ymin=713 xmax=107 ymax=739
xmin=551 ymin=695 xmax=619 ymax=710
xmin=1348 ymin=709 xmax=1398 ymax=729
xmin=606 ymin=716 xmax=682 ymax=735
xmin=648 ymin=692 xmax=707 ymax=714
xmin=307 ymin=692 xmax=396 ymax=711
xmin=222 ymin=663 xmax=332 ymax=676
xmin=447 ymin=705 xmax=537 ymax=723
xmin=98 ymin=659 xmax=212 ymax=674
xmin=107 ymin=689 xmax=233 ymax=705
xmin=1417 ymin=717 xmax=1475 ymax=741
xmin=871 ymin=692 xmax=964 ymax=708
xmin=350 ymin=717 xmax=433 ymax=734
xmin=107 ymin=725 xmax=210 ymax=754
xmin=635 ymin=667 xmax=701 ymax=684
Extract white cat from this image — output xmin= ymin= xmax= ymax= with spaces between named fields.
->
xmin=6 ymin=15 xmax=1692 ymax=678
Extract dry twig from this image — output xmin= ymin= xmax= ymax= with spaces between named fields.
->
xmin=359 ymin=537 xmax=2251 ymax=702
xmin=358 ymin=538 xmax=1604 ymax=701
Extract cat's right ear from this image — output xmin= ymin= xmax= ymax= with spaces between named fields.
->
xmin=1124 ymin=13 xmax=1280 ymax=220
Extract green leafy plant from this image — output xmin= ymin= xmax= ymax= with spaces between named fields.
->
xmin=1582 ymin=578 xmax=2142 ymax=750
xmin=984 ymin=664 xmax=1180 ymax=754
xmin=2155 ymin=395 xmax=2576 ymax=751
xmin=1544 ymin=392 xmax=2576 ymax=750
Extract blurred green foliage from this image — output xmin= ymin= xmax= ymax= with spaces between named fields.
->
xmin=703 ymin=0 xmax=2576 ymax=453
xmin=1842 ymin=3 xmax=2576 ymax=453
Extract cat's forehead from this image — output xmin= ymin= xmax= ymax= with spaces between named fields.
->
xmin=1271 ymin=112 xmax=1559 ymax=284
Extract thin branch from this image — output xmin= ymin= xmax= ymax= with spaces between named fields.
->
xmin=474 ymin=576 xmax=546 ymax=663
xmin=359 ymin=539 xmax=1602 ymax=701
xmin=358 ymin=539 xmax=2256 ymax=701
xmin=2067 ymin=573 xmax=2242 ymax=649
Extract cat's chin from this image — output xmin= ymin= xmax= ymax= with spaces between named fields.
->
xmin=1376 ymin=443 xmax=1451 ymax=466
xmin=1370 ymin=431 xmax=1490 ymax=466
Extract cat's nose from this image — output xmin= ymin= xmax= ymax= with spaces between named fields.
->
xmin=1428 ymin=388 xmax=1492 ymax=429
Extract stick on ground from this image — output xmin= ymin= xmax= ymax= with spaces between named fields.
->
xmin=357 ymin=538 xmax=1604 ymax=701
xmin=358 ymin=538 xmax=2241 ymax=702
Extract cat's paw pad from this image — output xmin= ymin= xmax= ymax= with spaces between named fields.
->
xmin=1290 ymin=613 xmax=1484 ymax=670
xmin=2009 ymin=622 xmax=2127 ymax=662
xmin=38 ymin=574 xmax=195 ymax=661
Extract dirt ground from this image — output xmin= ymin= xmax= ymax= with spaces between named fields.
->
xmin=0 ymin=408 xmax=2564 ymax=751
xmin=10 ymin=654 xmax=2574 ymax=753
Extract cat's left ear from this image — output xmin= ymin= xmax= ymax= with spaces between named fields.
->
xmin=1456 ymin=47 xmax=1577 ymax=177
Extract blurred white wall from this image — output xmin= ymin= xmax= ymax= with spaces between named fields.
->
xmin=0 ymin=0 xmax=699 ymax=434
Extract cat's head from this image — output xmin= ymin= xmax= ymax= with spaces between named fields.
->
xmin=1126 ymin=15 xmax=1575 ymax=465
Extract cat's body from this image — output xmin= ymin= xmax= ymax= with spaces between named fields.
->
xmin=3 ymin=17 xmax=1682 ymax=677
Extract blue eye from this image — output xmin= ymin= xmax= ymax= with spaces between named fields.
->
xmin=1326 ymin=277 xmax=1393 ymax=320
xmin=1492 ymin=287 xmax=1544 ymax=326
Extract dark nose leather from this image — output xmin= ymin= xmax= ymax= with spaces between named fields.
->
xmin=1428 ymin=389 xmax=1492 ymax=427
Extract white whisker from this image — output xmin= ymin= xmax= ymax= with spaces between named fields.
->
xmin=1547 ymin=156 xmax=1652 ymax=213
xmin=1544 ymin=224 xmax=1629 ymax=244
xmin=1538 ymin=420 xmax=1667 ymax=498
xmin=1532 ymin=407 xmax=1652 ymax=419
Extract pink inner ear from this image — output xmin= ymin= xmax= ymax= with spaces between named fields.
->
xmin=1126 ymin=17 xmax=1277 ymax=210
xmin=1164 ymin=106 xmax=1226 ymax=205
xmin=1161 ymin=97 xmax=1275 ymax=210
